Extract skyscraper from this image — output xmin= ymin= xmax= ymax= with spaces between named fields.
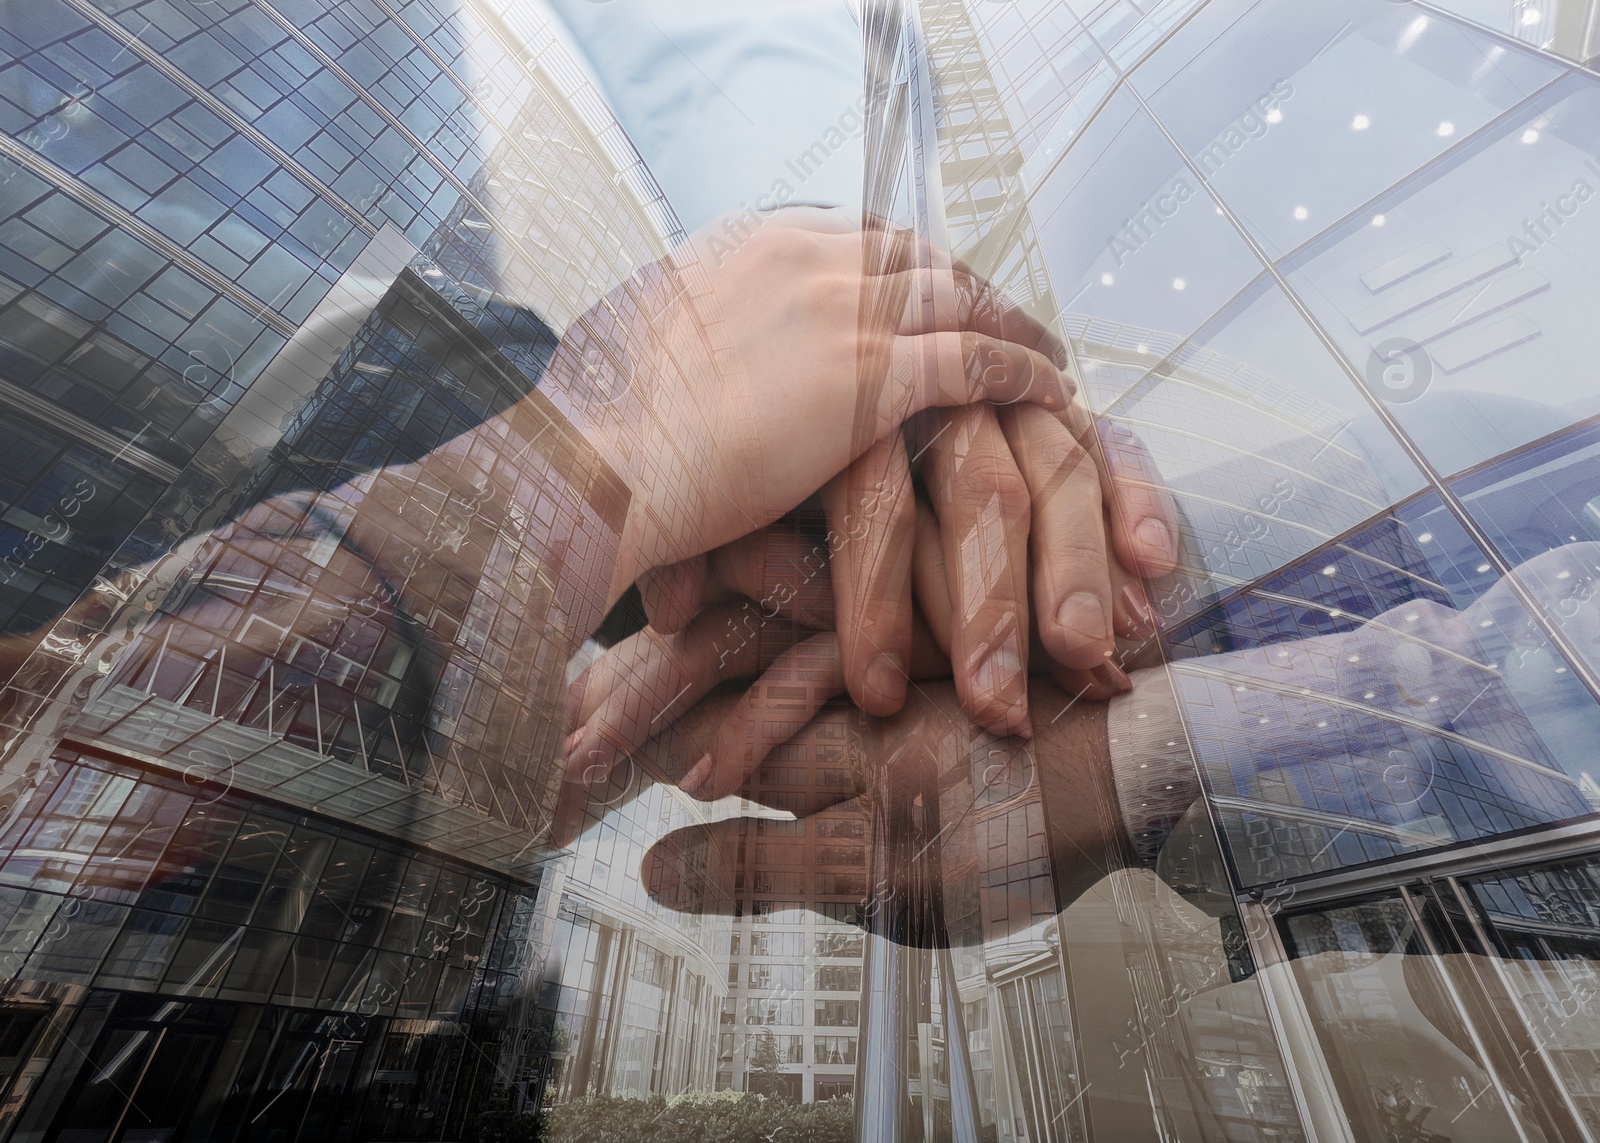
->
xmin=871 ymin=0 xmax=1600 ymax=1138
xmin=0 ymin=1 xmax=723 ymax=1137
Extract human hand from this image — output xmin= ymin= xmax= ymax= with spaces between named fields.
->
xmin=558 ymin=674 xmax=1125 ymax=945
xmin=555 ymin=473 xmax=1169 ymax=828
xmin=534 ymin=207 xmax=1077 ymax=606
xmin=901 ymin=401 xmax=1176 ymax=734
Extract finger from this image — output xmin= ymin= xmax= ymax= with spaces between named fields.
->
xmin=683 ymin=634 xmax=849 ymax=802
xmin=637 ymin=555 xmax=707 ymax=634
xmin=997 ymin=404 xmax=1116 ymax=671
xmin=705 ymin=524 xmax=836 ymax=630
xmin=920 ymin=405 xmax=1032 ymax=738
xmin=912 ymin=496 xmax=954 ymax=656
xmin=1107 ymin=555 xmax=1161 ymax=643
xmin=882 ymin=331 xmax=1074 ymax=429
xmin=889 ymin=261 xmax=1068 ymax=367
xmin=1048 ymin=661 xmax=1132 ymax=703
xmin=1099 ymin=418 xmax=1181 ymax=578
xmin=915 ymin=480 xmax=1152 ymax=653
xmin=550 ymin=690 xmax=744 ymax=849
xmin=566 ymin=601 xmax=807 ymax=787
xmin=645 ymin=800 xmax=871 ymax=917
xmin=1027 ymin=400 xmax=1178 ymax=603
xmin=823 ymin=436 xmax=915 ymax=716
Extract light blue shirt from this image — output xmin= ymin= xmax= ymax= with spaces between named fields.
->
xmin=546 ymin=0 xmax=865 ymax=232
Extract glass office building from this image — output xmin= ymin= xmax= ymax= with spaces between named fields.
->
xmin=4 ymin=0 xmax=1600 ymax=1141
xmin=0 ymin=0 xmax=721 ymax=1138
xmin=862 ymin=0 xmax=1600 ymax=1139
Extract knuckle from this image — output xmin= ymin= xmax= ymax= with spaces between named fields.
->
xmin=1041 ymin=535 xmax=1106 ymax=575
xmin=992 ymin=468 xmax=1032 ymax=517
xmin=947 ymin=460 xmax=1028 ymax=518
xmin=1031 ymin=430 xmax=1091 ymax=482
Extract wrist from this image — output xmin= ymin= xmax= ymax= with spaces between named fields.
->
xmin=1029 ymin=679 xmax=1131 ymax=909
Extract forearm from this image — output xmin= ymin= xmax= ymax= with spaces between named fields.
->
xmin=1029 ymin=679 xmax=1137 ymax=909
xmin=337 ymin=381 xmax=632 ymax=652
xmin=1029 ymin=667 xmax=1216 ymax=916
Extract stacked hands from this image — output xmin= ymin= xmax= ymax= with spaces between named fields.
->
xmin=0 ymin=205 xmax=1179 ymax=943
xmin=549 ymin=206 xmax=1179 ymax=833
xmin=10 ymin=204 xmax=1592 ymax=946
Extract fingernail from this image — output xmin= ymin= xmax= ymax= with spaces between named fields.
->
xmin=567 ymin=727 xmax=615 ymax=787
xmin=1038 ymin=365 xmax=1072 ymax=409
xmin=1002 ymin=703 xmax=1034 ymax=740
xmin=681 ymin=753 xmax=712 ymax=797
xmin=1120 ymin=583 xmax=1158 ymax=636
xmin=865 ymin=653 xmax=907 ymax=706
xmin=1092 ymin=660 xmax=1132 ymax=693
xmin=1136 ymin=517 xmax=1176 ymax=566
xmin=1007 ymin=343 xmax=1038 ymax=396
xmin=974 ymin=638 xmax=1026 ymax=703
xmin=563 ymin=727 xmax=589 ymax=773
xmin=1057 ymin=592 xmax=1109 ymax=644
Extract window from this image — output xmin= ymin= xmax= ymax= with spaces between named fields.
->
xmin=745 ymin=998 xmax=804 ymax=1025
xmin=720 ymin=998 xmax=736 ymax=1026
xmin=814 ymin=901 xmax=863 ymax=927
xmin=752 ymin=870 xmax=805 ymax=894
xmin=749 ymin=931 xmax=804 ymax=958
xmin=748 ymin=963 xmax=804 ymax=991
xmin=631 ymin=945 xmax=668 ymax=987
xmin=815 ymin=845 xmax=864 ymax=867
xmin=750 ymin=900 xmax=805 ymax=925
xmin=814 ymin=818 xmax=864 ymax=839
xmin=814 ymin=1036 xmax=857 ymax=1065
xmin=752 ymin=1033 xmax=804 ymax=1063
xmin=816 ymin=966 xmax=861 ymax=992
xmin=816 ymin=933 xmax=864 ymax=958
xmin=815 ymin=873 xmax=866 ymax=896
xmin=756 ymin=817 xmax=804 ymax=835
xmin=815 ymin=1077 xmax=854 ymax=1100
xmin=718 ymin=1033 xmax=735 ymax=1061
xmin=814 ymin=999 xmax=858 ymax=1027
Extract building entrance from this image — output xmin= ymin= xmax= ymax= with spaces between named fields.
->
xmin=45 ymin=1002 xmax=228 ymax=1143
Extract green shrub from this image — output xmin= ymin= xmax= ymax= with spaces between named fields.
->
xmin=467 ymin=1085 xmax=544 ymax=1143
xmin=542 ymin=1090 xmax=854 ymax=1143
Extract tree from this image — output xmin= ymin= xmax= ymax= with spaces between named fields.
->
xmin=748 ymin=1029 xmax=786 ymax=1097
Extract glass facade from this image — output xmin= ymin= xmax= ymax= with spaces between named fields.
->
xmin=3 ymin=0 xmax=1600 ymax=1141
